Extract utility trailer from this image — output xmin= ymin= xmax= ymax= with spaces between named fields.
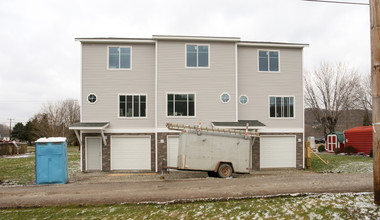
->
xmin=166 ymin=123 xmax=259 ymax=178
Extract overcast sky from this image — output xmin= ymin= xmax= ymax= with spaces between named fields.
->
xmin=0 ymin=0 xmax=370 ymax=127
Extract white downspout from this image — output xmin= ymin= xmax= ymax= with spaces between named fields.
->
xmin=155 ymin=40 xmax=158 ymax=172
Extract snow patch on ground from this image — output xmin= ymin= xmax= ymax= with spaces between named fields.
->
xmin=331 ymin=161 xmax=373 ymax=173
xmin=1 ymin=153 xmax=34 ymax=159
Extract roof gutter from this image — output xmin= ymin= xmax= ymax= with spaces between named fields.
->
xmin=75 ymin=38 xmax=155 ymax=44
xmin=238 ymin=42 xmax=309 ymax=48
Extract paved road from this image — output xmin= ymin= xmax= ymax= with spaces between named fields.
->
xmin=0 ymin=171 xmax=373 ymax=208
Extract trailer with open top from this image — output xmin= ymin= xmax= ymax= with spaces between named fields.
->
xmin=166 ymin=123 xmax=259 ymax=178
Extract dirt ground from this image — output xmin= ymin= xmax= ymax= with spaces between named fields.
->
xmin=0 ymin=170 xmax=373 ymax=208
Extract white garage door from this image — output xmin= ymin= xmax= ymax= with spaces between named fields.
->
xmin=111 ymin=136 xmax=151 ymax=170
xmin=167 ymin=136 xmax=179 ymax=167
xmin=260 ymin=136 xmax=296 ymax=168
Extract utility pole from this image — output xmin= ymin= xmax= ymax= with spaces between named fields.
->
xmin=370 ymin=0 xmax=380 ymax=205
xmin=8 ymin=118 xmax=14 ymax=138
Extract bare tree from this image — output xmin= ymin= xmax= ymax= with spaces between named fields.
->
xmin=305 ymin=62 xmax=360 ymax=137
xmin=0 ymin=124 xmax=10 ymax=136
xmin=356 ymin=73 xmax=372 ymax=125
xmin=31 ymin=99 xmax=80 ymax=144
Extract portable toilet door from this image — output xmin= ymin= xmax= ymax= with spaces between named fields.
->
xmin=327 ymin=134 xmax=337 ymax=153
xmin=35 ymin=137 xmax=68 ymax=185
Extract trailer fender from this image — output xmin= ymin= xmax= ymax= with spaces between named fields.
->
xmin=214 ymin=161 xmax=234 ymax=173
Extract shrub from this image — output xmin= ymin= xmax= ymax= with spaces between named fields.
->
xmin=318 ymin=144 xmax=326 ymax=152
xmin=344 ymin=146 xmax=356 ymax=155
xmin=370 ymin=148 xmax=373 ymax=157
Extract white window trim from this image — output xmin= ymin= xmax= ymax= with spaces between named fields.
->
xmin=185 ymin=44 xmax=210 ymax=69
xmin=117 ymin=93 xmax=148 ymax=119
xmin=220 ymin=92 xmax=231 ymax=104
xmin=257 ymin=49 xmax=280 ymax=73
xmin=268 ymin=95 xmax=295 ymax=119
xmin=239 ymin=94 xmax=249 ymax=105
xmin=166 ymin=92 xmax=197 ymax=118
xmin=107 ymin=46 xmax=133 ymax=70
xmin=87 ymin=93 xmax=97 ymax=104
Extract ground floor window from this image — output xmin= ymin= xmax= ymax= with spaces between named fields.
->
xmin=119 ymin=95 xmax=146 ymax=118
xmin=167 ymin=93 xmax=195 ymax=117
xmin=269 ymin=96 xmax=294 ymax=118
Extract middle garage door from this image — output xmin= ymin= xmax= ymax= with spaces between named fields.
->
xmin=260 ymin=136 xmax=296 ymax=168
xmin=111 ymin=136 xmax=151 ymax=170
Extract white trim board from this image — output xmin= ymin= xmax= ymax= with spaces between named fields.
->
xmin=153 ymin=35 xmax=240 ymax=42
xmin=238 ymin=42 xmax=308 ymax=48
xmin=76 ymin=38 xmax=155 ymax=44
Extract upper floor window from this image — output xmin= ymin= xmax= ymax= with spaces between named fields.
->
xmin=259 ymin=50 xmax=279 ymax=72
xmin=186 ymin=44 xmax=209 ymax=68
xmin=108 ymin=46 xmax=131 ymax=70
xmin=119 ymin=95 xmax=146 ymax=118
xmin=167 ymin=93 xmax=195 ymax=117
xmin=269 ymin=96 xmax=294 ymax=118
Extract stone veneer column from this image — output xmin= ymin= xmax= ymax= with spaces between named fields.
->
xmin=251 ymin=137 xmax=260 ymax=171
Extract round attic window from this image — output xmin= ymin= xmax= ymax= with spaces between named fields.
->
xmin=239 ymin=95 xmax=248 ymax=105
xmin=87 ymin=93 xmax=97 ymax=104
xmin=220 ymin=93 xmax=230 ymax=103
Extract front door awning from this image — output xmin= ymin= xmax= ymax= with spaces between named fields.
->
xmin=69 ymin=122 xmax=110 ymax=145
xmin=211 ymin=120 xmax=266 ymax=130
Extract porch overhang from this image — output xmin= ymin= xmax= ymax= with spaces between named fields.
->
xmin=211 ymin=120 xmax=266 ymax=130
xmin=69 ymin=122 xmax=110 ymax=145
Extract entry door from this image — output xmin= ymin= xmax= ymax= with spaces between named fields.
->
xmin=332 ymin=136 xmax=337 ymax=151
xmin=86 ymin=137 xmax=102 ymax=170
xmin=167 ymin=136 xmax=179 ymax=168
xmin=327 ymin=135 xmax=336 ymax=152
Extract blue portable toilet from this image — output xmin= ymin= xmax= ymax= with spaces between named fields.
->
xmin=35 ymin=137 xmax=68 ymax=185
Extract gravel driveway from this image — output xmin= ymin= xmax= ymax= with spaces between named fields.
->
xmin=0 ymin=170 xmax=373 ymax=208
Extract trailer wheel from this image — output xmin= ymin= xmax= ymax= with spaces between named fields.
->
xmin=218 ymin=163 xmax=233 ymax=178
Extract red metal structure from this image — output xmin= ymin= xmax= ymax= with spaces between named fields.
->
xmin=344 ymin=126 xmax=373 ymax=155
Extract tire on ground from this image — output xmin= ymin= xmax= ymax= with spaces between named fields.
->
xmin=217 ymin=163 xmax=233 ymax=178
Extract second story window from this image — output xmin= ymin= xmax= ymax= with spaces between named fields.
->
xmin=108 ymin=46 xmax=131 ymax=70
xmin=186 ymin=44 xmax=209 ymax=68
xmin=119 ymin=95 xmax=146 ymax=118
xmin=167 ymin=93 xmax=195 ymax=117
xmin=259 ymin=50 xmax=279 ymax=72
xmin=269 ymin=96 xmax=294 ymax=118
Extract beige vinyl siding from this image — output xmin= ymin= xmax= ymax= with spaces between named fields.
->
xmin=238 ymin=46 xmax=303 ymax=129
xmin=82 ymin=43 xmax=155 ymax=129
xmin=157 ymin=41 xmax=237 ymax=127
